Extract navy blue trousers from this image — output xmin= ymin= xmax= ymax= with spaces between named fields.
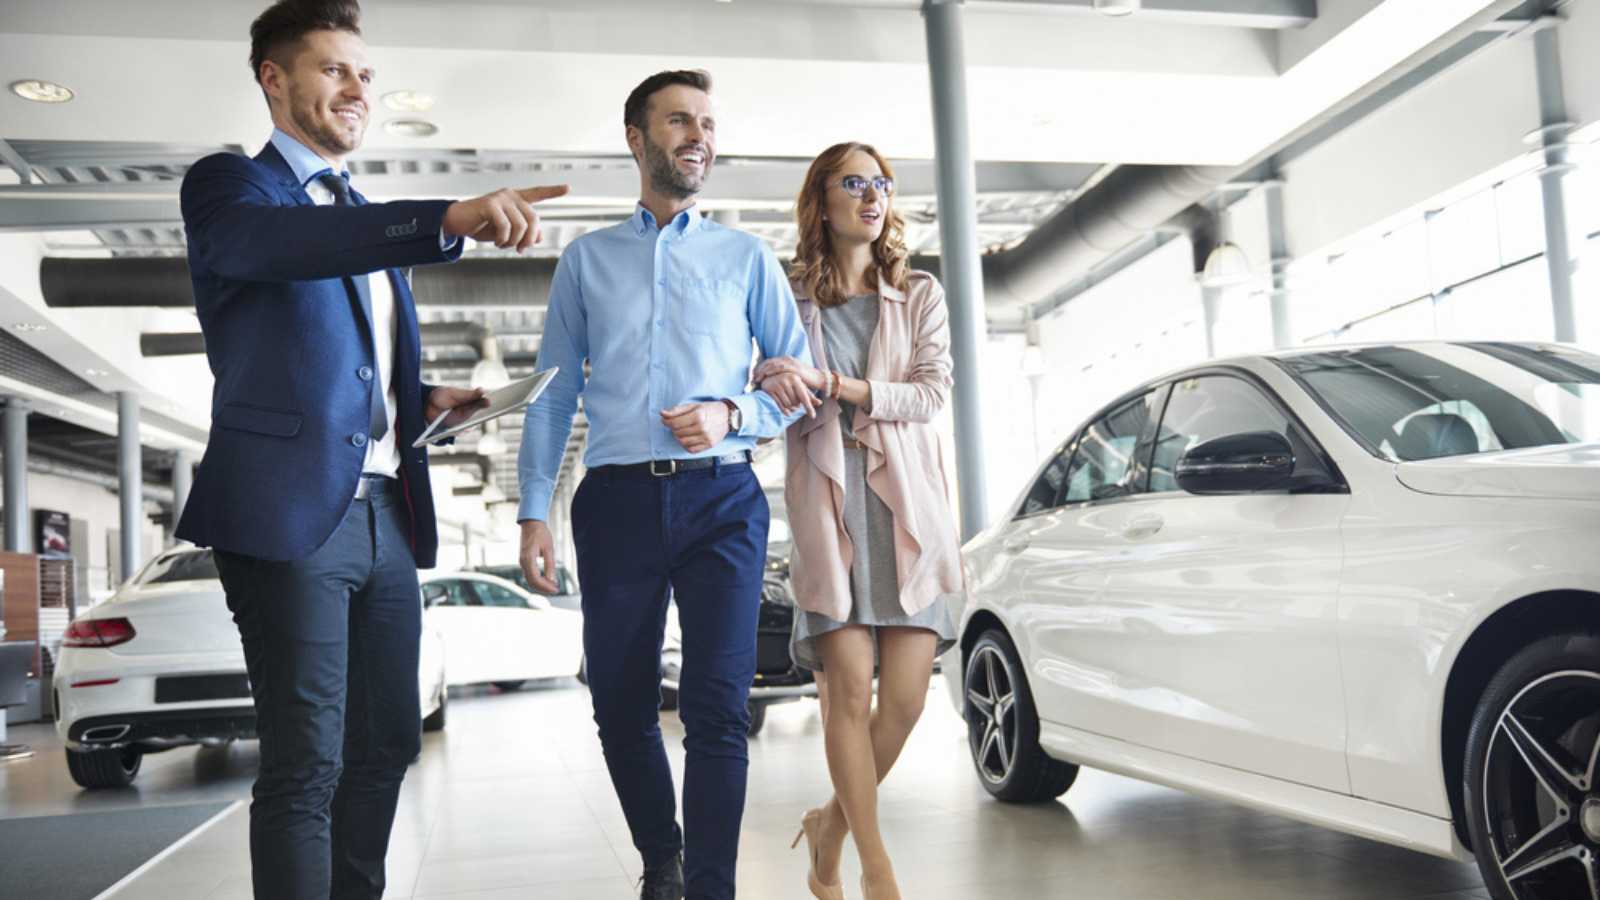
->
xmin=573 ymin=461 xmax=768 ymax=900
xmin=215 ymin=479 xmax=422 ymax=900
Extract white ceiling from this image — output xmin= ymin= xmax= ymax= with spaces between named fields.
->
xmin=1 ymin=0 xmax=1510 ymax=166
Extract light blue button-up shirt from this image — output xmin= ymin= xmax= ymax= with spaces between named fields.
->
xmin=517 ymin=204 xmax=812 ymax=522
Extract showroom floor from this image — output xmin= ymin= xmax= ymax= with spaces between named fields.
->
xmin=0 ymin=681 xmax=1492 ymax=900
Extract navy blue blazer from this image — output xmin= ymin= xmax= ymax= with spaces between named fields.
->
xmin=175 ymin=142 xmax=462 ymax=567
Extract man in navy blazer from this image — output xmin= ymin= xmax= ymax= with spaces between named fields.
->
xmin=176 ymin=3 xmax=565 ymax=898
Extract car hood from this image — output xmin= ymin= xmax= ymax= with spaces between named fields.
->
xmin=85 ymin=580 xmax=239 ymax=656
xmin=1395 ymin=442 xmax=1600 ymax=501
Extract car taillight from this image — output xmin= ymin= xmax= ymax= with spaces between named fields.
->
xmin=63 ymin=618 xmax=137 ymax=648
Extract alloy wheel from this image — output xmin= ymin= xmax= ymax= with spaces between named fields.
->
xmin=1482 ymin=669 xmax=1600 ymax=900
xmin=966 ymin=644 xmax=1019 ymax=786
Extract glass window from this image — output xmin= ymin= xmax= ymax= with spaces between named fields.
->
xmin=137 ymin=550 xmax=219 ymax=585
xmin=1062 ymin=391 xmax=1160 ymax=504
xmin=475 ymin=582 xmax=530 ymax=609
xmin=1279 ymin=344 xmax=1600 ymax=461
xmin=1019 ymin=443 xmax=1074 ymax=516
xmin=1149 ymin=376 xmax=1293 ymax=493
xmin=429 ymin=580 xmax=481 ymax=607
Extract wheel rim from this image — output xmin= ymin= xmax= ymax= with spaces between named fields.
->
xmin=965 ymin=644 xmax=1019 ymax=786
xmin=1483 ymin=669 xmax=1600 ymax=900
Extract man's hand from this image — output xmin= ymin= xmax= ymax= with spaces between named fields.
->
xmin=518 ymin=520 xmax=560 ymax=595
xmin=660 ymin=401 xmax=731 ymax=454
xmin=425 ymin=385 xmax=489 ymax=428
xmin=760 ymin=372 xmax=819 ymax=417
xmin=443 ymin=185 xmax=570 ymax=253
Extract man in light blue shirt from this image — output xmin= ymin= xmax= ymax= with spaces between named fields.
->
xmin=516 ymin=70 xmax=811 ymax=900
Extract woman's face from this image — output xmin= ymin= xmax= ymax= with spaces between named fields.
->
xmin=823 ymin=150 xmax=890 ymax=247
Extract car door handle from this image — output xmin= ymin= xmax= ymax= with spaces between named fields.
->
xmin=1122 ymin=515 xmax=1164 ymax=540
xmin=1004 ymin=536 xmax=1031 ymax=554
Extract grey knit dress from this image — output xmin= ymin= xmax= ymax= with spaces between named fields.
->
xmin=790 ymin=293 xmax=958 ymax=673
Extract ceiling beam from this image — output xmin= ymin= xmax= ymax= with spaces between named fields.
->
xmin=757 ymin=0 xmax=1315 ymax=28
xmin=0 ymin=158 xmax=1094 ymax=232
xmin=0 ymin=139 xmax=35 ymax=185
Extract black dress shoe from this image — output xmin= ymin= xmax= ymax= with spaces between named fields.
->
xmin=638 ymin=853 xmax=684 ymax=900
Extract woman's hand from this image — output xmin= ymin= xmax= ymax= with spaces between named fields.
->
xmin=761 ymin=372 xmax=819 ymax=418
xmin=753 ymin=356 xmax=825 ymax=391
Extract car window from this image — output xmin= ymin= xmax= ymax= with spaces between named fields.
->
xmin=429 ymin=580 xmax=481 ymax=607
xmin=1149 ymin=376 xmax=1293 ymax=493
xmin=557 ymin=566 xmax=577 ymax=596
xmin=1062 ymin=391 xmax=1160 ymax=504
xmin=475 ymin=582 xmax=530 ymax=609
xmin=138 ymin=550 xmax=219 ymax=585
xmin=1019 ymin=442 xmax=1074 ymax=516
xmin=1278 ymin=344 xmax=1600 ymax=461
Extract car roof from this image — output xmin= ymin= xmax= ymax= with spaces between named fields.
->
xmin=421 ymin=569 xmax=538 ymax=595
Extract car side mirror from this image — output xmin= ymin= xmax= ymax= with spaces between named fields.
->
xmin=1176 ymin=431 xmax=1296 ymax=495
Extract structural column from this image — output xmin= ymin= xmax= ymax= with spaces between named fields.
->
xmin=1263 ymin=179 xmax=1294 ymax=350
xmin=2 ymin=398 xmax=29 ymax=553
xmin=170 ymin=450 xmax=195 ymax=542
xmin=1533 ymin=26 xmax=1579 ymax=343
xmin=117 ymin=391 xmax=142 ymax=581
xmin=923 ymin=0 xmax=990 ymax=540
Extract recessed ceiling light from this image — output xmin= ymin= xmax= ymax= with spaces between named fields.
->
xmin=11 ymin=322 xmax=47 ymax=332
xmin=384 ymin=118 xmax=439 ymax=138
xmin=1092 ymin=0 xmax=1140 ymax=15
xmin=10 ymin=79 xmax=74 ymax=103
xmin=84 ymin=368 xmax=108 ymax=377
xmin=382 ymin=90 xmax=435 ymax=113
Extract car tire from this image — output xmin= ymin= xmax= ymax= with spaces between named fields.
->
xmin=747 ymin=701 xmax=768 ymax=737
xmin=964 ymin=629 xmax=1078 ymax=804
xmin=1463 ymin=630 xmax=1600 ymax=900
xmin=423 ymin=683 xmax=448 ymax=733
xmin=65 ymin=746 xmax=142 ymax=789
xmin=492 ymin=680 xmax=525 ymax=692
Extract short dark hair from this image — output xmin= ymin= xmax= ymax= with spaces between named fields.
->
xmin=249 ymin=0 xmax=363 ymax=84
xmin=623 ymin=70 xmax=712 ymax=132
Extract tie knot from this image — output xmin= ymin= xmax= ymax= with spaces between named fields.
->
xmin=317 ymin=172 xmax=353 ymax=205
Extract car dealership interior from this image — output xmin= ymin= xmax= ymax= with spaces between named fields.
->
xmin=3 ymin=1 xmax=1600 ymax=899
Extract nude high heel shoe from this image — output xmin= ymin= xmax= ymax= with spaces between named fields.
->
xmin=791 ymin=808 xmax=845 ymax=900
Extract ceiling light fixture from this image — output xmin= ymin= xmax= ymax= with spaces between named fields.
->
xmin=384 ymin=118 xmax=439 ymax=138
xmin=382 ymin=90 xmax=435 ymax=113
xmin=84 ymin=368 xmax=108 ymax=377
xmin=1198 ymin=242 xmax=1254 ymax=288
xmin=11 ymin=322 xmax=47 ymax=332
xmin=1093 ymin=0 xmax=1140 ymax=16
xmin=10 ymin=79 xmax=74 ymax=103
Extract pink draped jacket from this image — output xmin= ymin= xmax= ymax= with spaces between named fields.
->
xmin=782 ymin=270 xmax=967 ymax=622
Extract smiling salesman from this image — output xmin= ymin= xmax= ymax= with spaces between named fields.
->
xmin=174 ymin=2 xmax=566 ymax=898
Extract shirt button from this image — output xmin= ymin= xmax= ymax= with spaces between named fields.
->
xmin=351 ymin=433 xmax=368 ymax=447
xmin=358 ymin=366 xmax=373 ymax=381
xmin=658 ymin=279 xmax=667 ymax=287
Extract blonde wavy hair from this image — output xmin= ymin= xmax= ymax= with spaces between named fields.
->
xmin=790 ymin=142 xmax=909 ymax=309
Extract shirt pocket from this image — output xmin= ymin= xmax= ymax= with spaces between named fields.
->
xmin=676 ymin=275 xmax=749 ymax=344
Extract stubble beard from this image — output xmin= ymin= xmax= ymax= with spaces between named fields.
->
xmin=643 ymin=133 xmax=705 ymax=200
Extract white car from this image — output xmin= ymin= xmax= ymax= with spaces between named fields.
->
xmin=944 ymin=341 xmax=1600 ymax=900
xmin=55 ymin=547 xmax=446 ymax=789
xmin=419 ymin=571 xmax=585 ymax=690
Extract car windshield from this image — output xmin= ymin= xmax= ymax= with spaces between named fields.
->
xmin=1278 ymin=343 xmax=1600 ymax=462
xmin=137 ymin=550 xmax=220 ymax=585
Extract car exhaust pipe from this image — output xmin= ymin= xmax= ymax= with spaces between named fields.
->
xmin=80 ymin=724 xmax=131 ymax=743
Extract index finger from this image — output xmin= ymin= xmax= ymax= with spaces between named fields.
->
xmin=518 ymin=184 xmax=571 ymax=204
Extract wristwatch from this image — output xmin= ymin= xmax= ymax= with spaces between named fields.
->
xmin=722 ymin=398 xmax=743 ymax=433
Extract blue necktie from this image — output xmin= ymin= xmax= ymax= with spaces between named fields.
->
xmin=317 ymin=172 xmax=388 ymax=443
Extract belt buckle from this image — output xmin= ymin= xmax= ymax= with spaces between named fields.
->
xmin=649 ymin=459 xmax=677 ymax=478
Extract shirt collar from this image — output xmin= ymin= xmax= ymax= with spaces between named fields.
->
xmin=630 ymin=203 xmax=703 ymax=238
xmin=269 ymin=128 xmax=348 ymax=189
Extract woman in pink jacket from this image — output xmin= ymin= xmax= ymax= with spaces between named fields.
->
xmin=756 ymin=142 xmax=964 ymax=900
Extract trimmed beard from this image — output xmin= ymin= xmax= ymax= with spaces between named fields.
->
xmin=642 ymin=132 xmax=705 ymax=199
xmin=289 ymin=87 xmax=362 ymax=157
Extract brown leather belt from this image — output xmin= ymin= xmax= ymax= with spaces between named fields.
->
xmin=841 ymin=437 xmax=867 ymax=450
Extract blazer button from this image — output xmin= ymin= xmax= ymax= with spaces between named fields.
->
xmin=351 ymin=433 xmax=368 ymax=447
xmin=358 ymin=366 xmax=374 ymax=381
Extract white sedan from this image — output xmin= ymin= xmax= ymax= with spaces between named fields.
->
xmin=945 ymin=341 xmax=1600 ymax=900
xmin=55 ymin=547 xmax=446 ymax=789
xmin=419 ymin=571 xmax=585 ymax=690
